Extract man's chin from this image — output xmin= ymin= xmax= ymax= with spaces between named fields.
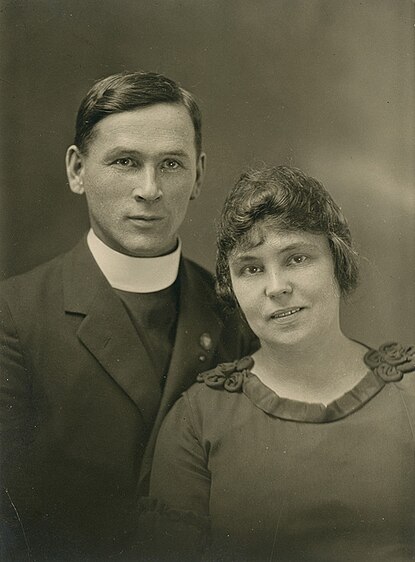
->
xmin=120 ymin=236 xmax=178 ymax=258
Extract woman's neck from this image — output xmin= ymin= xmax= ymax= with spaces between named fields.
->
xmin=252 ymin=333 xmax=368 ymax=405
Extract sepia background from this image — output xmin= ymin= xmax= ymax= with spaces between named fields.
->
xmin=0 ymin=0 xmax=414 ymax=347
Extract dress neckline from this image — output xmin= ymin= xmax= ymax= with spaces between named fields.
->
xmin=243 ymin=368 xmax=384 ymax=423
xmin=196 ymin=342 xmax=415 ymax=423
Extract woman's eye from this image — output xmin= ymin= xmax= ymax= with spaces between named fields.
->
xmin=114 ymin=158 xmax=135 ymax=167
xmin=289 ymin=255 xmax=308 ymax=265
xmin=241 ymin=265 xmax=262 ymax=276
xmin=161 ymin=159 xmax=180 ymax=171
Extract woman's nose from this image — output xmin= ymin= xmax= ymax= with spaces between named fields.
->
xmin=264 ymin=269 xmax=293 ymax=298
xmin=132 ymin=167 xmax=162 ymax=202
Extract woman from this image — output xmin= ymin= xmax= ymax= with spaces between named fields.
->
xmin=138 ymin=166 xmax=415 ymax=561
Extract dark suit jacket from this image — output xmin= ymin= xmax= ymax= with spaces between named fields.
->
xmin=0 ymin=237 xmax=255 ymax=561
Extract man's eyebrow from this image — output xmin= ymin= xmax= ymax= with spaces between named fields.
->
xmin=104 ymin=147 xmax=191 ymax=158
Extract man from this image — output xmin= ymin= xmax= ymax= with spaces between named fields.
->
xmin=0 ymin=72 xmax=254 ymax=561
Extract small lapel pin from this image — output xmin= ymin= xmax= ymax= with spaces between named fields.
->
xmin=199 ymin=332 xmax=212 ymax=351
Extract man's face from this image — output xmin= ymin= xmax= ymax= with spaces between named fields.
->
xmin=66 ymin=103 xmax=205 ymax=257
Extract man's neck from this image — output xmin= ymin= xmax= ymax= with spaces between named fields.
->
xmin=87 ymin=229 xmax=181 ymax=293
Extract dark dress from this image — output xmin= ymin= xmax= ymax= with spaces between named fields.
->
xmin=141 ymin=343 xmax=415 ymax=561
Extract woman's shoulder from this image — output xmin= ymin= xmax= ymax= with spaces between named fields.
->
xmin=195 ymin=356 xmax=254 ymax=391
xmin=163 ymin=358 xmax=255 ymax=440
xmin=364 ymin=342 xmax=415 ymax=384
xmin=182 ymin=356 xmax=254 ymax=409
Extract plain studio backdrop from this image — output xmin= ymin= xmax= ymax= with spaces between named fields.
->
xmin=0 ymin=0 xmax=414 ymax=347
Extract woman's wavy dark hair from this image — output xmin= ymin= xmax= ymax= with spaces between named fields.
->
xmin=216 ymin=165 xmax=359 ymax=309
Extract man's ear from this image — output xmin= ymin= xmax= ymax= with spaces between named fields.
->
xmin=66 ymin=145 xmax=85 ymax=194
xmin=190 ymin=152 xmax=206 ymax=200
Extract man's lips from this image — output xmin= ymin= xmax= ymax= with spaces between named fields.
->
xmin=128 ymin=215 xmax=164 ymax=222
xmin=269 ymin=307 xmax=303 ymax=320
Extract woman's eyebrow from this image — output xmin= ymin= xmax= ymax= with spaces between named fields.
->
xmin=230 ymin=254 xmax=261 ymax=265
xmin=277 ymin=242 xmax=319 ymax=254
xmin=232 ymin=241 xmax=318 ymax=263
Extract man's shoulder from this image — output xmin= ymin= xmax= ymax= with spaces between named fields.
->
xmin=181 ymin=257 xmax=227 ymax=315
xmin=182 ymin=256 xmax=215 ymax=288
xmin=0 ymin=239 xmax=86 ymax=303
xmin=2 ymin=253 xmax=65 ymax=288
xmin=181 ymin=257 xmax=258 ymax=356
xmin=0 ymin=255 xmax=66 ymax=330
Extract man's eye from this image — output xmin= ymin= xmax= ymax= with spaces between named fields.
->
xmin=161 ymin=160 xmax=180 ymax=171
xmin=289 ymin=255 xmax=308 ymax=265
xmin=114 ymin=158 xmax=135 ymax=167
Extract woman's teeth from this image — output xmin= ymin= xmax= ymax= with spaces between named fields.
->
xmin=272 ymin=307 xmax=301 ymax=319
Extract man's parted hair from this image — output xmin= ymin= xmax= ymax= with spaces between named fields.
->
xmin=216 ymin=165 xmax=359 ymax=309
xmin=74 ymin=71 xmax=202 ymax=156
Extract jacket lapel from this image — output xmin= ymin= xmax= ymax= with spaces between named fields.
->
xmin=63 ymin=237 xmax=161 ymax=429
xmin=160 ymin=258 xmax=223 ymax=413
xmin=139 ymin=258 xmax=224 ymax=490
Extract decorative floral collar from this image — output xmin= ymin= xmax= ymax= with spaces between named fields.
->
xmin=196 ymin=343 xmax=415 ymax=423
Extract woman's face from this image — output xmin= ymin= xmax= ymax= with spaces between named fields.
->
xmin=228 ymin=227 xmax=341 ymax=349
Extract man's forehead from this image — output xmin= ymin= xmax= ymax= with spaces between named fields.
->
xmin=89 ymin=103 xmax=197 ymax=153
xmin=96 ymin=103 xmax=194 ymax=131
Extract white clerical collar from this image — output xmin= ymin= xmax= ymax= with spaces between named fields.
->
xmin=87 ymin=229 xmax=181 ymax=293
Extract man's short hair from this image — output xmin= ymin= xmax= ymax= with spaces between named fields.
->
xmin=74 ymin=71 xmax=202 ymax=156
xmin=216 ymin=165 xmax=359 ymax=309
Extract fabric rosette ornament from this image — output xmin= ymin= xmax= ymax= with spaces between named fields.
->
xmin=197 ymin=356 xmax=254 ymax=391
xmin=364 ymin=343 xmax=415 ymax=382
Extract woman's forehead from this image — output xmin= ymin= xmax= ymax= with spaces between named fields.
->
xmin=230 ymin=224 xmax=329 ymax=259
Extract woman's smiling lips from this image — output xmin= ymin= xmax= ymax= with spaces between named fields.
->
xmin=268 ymin=307 xmax=303 ymax=320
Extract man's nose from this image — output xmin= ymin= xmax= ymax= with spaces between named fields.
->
xmin=132 ymin=167 xmax=162 ymax=202
xmin=264 ymin=268 xmax=293 ymax=298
